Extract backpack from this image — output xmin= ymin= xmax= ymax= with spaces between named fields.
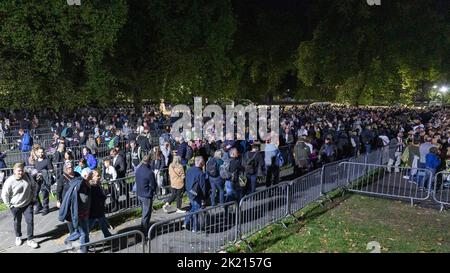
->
xmin=206 ymin=158 xmax=219 ymax=178
xmin=275 ymin=151 xmax=284 ymax=167
xmin=219 ymin=159 xmax=232 ymax=180
xmin=243 ymin=152 xmax=257 ymax=175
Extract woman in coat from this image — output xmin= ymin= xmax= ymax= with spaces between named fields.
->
xmin=89 ymin=169 xmax=112 ymax=238
xmin=163 ymin=156 xmax=185 ymax=213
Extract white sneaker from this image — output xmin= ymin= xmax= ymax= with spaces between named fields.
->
xmin=15 ymin=237 xmax=22 ymax=246
xmin=26 ymin=239 xmax=39 ymax=249
xmin=162 ymin=205 xmax=170 ymax=213
xmin=176 ymin=209 xmax=186 ymax=214
xmin=403 ymin=176 xmax=410 ymax=179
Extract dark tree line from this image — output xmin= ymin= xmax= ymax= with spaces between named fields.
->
xmin=0 ymin=0 xmax=448 ymax=110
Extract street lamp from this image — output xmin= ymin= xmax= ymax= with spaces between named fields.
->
xmin=433 ymin=85 xmax=438 ymax=89
xmin=439 ymin=86 xmax=448 ymax=93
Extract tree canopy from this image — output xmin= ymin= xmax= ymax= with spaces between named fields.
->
xmin=0 ymin=0 xmax=448 ymax=110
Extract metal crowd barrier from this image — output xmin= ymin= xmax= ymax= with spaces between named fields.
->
xmin=288 ymin=169 xmax=322 ymax=214
xmin=238 ymin=182 xmax=289 ymax=241
xmin=0 ymin=167 xmax=14 ymax=191
xmin=433 ymin=171 xmax=450 ymax=211
xmin=338 ymin=162 xmax=432 ymax=205
xmin=320 ymin=159 xmax=348 ymax=194
xmin=103 ymin=176 xmax=139 ymax=217
xmin=148 ymin=202 xmax=238 ymax=253
xmin=346 ymin=154 xmax=369 ymax=182
xmin=57 ymin=230 xmax=146 ymax=253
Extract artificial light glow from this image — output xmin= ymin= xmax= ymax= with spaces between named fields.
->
xmin=439 ymin=86 xmax=448 ymax=93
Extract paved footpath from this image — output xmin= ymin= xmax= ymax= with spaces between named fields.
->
xmin=0 ymin=201 xmax=188 ymax=253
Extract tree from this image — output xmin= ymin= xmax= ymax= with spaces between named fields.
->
xmin=230 ymin=0 xmax=311 ymax=103
xmin=146 ymin=0 xmax=237 ymax=104
xmin=296 ymin=0 xmax=449 ymax=105
xmin=0 ymin=0 xmax=127 ymax=110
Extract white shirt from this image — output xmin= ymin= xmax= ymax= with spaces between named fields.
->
xmin=105 ymin=166 xmax=117 ymax=180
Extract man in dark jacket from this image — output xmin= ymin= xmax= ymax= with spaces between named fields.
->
xmin=88 ymin=169 xmax=112 ymax=238
xmin=225 ymin=148 xmax=245 ymax=202
xmin=280 ymin=127 xmax=295 ymax=165
xmin=361 ymin=125 xmax=375 ymax=154
xmin=319 ymin=137 xmax=338 ymax=164
xmin=243 ymin=144 xmax=264 ymax=194
xmin=136 ymin=130 xmax=151 ymax=154
xmin=176 ymin=137 xmax=188 ymax=167
xmin=111 ymin=149 xmax=126 ymax=179
xmin=184 ymin=156 xmax=207 ymax=232
xmin=33 ymin=148 xmax=54 ymax=215
xmin=135 ymin=155 xmax=157 ymax=236
xmin=293 ymin=139 xmax=311 ymax=177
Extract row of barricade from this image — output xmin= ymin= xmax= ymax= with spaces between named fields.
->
xmin=53 ymin=146 xmax=449 ymax=253
xmin=0 ymin=134 xmax=165 ymax=167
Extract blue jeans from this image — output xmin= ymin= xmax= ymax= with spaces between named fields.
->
xmin=225 ymin=180 xmax=242 ymax=203
xmin=415 ymin=170 xmax=428 ymax=189
xmin=89 ymin=216 xmax=112 ymax=238
xmin=365 ymin=144 xmax=372 ymax=154
xmin=246 ymin=174 xmax=258 ymax=194
xmin=209 ymin=176 xmax=225 ymax=206
xmin=78 ymin=218 xmax=90 ymax=253
xmin=184 ymin=199 xmax=201 ymax=231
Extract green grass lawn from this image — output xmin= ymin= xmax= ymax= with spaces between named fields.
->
xmin=229 ymin=194 xmax=450 ymax=253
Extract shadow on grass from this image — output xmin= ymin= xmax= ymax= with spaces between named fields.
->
xmin=238 ymin=191 xmax=353 ymax=253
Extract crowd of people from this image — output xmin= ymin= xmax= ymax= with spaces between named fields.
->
xmin=1 ymin=104 xmax=450 ymax=250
